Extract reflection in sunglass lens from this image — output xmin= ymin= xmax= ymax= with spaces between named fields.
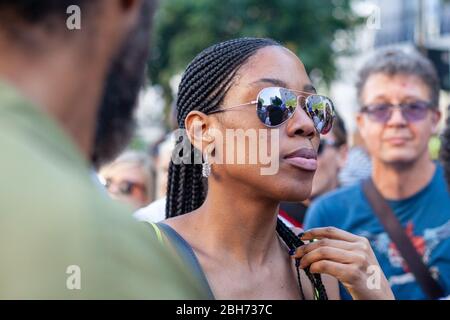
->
xmin=304 ymin=95 xmax=335 ymax=134
xmin=257 ymin=87 xmax=296 ymax=127
xmin=256 ymin=87 xmax=335 ymax=134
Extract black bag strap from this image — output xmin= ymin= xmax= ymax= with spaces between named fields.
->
xmin=155 ymin=223 xmax=215 ymax=299
xmin=362 ymin=178 xmax=445 ymax=299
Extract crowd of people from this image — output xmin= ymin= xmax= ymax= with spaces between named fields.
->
xmin=1 ymin=0 xmax=449 ymax=300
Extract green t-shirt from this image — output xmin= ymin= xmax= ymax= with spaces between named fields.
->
xmin=0 ymin=81 xmax=205 ymax=299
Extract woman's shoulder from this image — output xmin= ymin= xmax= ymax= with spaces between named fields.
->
xmin=163 ymin=212 xmax=194 ymax=230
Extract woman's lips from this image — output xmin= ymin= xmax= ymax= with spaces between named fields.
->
xmin=284 ymin=148 xmax=318 ymax=172
xmin=284 ymin=157 xmax=318 ymax=171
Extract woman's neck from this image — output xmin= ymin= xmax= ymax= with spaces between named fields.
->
xmin=191 ymin=181 xmax=282 ymax=267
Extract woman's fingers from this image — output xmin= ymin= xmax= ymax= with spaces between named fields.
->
xmin=307 ymin=259 xmax=395 ymax=300
xmin=293 ymin=227 xmax=395 ymax=299
xmin=297 ymin=246 xmax=366 ymax=269
xmin=307 ymin=260 xmax=351 ymax=280
xmin=301 ymin=226 xmax=366 ymax=243
xmin=293 ymin=238 xmax=363 ymax=259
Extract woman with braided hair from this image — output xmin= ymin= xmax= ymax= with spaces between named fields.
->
xmin=153 ymin=38 xmax=394 ymax=300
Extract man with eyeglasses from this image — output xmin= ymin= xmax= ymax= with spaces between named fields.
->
xmin=99 ymin=151 xmax=154 ymax=210
xmin=305 ymin=47 xmax=450 ymax=300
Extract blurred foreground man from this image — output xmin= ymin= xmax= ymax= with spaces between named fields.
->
xmin=305 ymin=47 xmax=450 ymax=299
xmin=0 ymin=0 xmax=204 ymax=298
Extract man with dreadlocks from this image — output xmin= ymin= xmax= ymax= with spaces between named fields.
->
xmin=149 ymin=38 xmax=394 ymax=299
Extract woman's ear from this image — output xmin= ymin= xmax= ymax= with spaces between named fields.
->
xmin=185 ymin=111 xmax=215 ymax=153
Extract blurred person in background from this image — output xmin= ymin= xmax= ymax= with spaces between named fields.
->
xmin=338 ymin=130 xmax=372 ymax=187
xmin=154 ymin=134 xmax=176 ymax=200
xmin=0 ymin=0 xmax=204 ymax=299
xmin=310 ymin=112 xmax=348 ymax=198
xmin=279 ymin=112 xmax=348 ymax=228
xmin=305 ymin=47 xmax=450 ymax=300
xmin=134 ymin=132 xmax=175 ymax=222
xmin=99 ymin=151 xmax=154 ymax=209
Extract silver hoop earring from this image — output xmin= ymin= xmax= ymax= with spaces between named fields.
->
xmin=202 ymin=152 xmax=211 ymax=178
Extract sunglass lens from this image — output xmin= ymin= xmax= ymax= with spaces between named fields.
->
xmin=367 ymin=104 xmax=391 ymax=122
xmin=119 ymin=181 xmax=134 ymax=195
xmin=257 ymin=87 xmax=296 ymax=127
xmin=403 ymin=101 xmax=429 ymax=121
xmin=318 ymin=140 xmax=324 ymax=155
xmin=305 ymin=95 xmax=335 ymax=134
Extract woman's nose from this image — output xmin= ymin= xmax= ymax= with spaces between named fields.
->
xmin=286 ymin=106 xmax=316 ymax=139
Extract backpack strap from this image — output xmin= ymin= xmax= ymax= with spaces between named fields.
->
xmin=149 ymin=222 xmax=164 ymax=244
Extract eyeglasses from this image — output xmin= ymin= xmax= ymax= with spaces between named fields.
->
xmin=318 ymin=139 xmax=339 ymax=155
xmin=104 ymin=178 xmax=147 ymax=196
xmin=208 ymin=86 xmax=335 ymax=134
xmin=361 ymin=101 xmax=433 ymax=123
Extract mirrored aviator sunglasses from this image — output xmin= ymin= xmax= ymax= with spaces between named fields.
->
xmin=209 ymin=86 xmax=335 ymax=134
xmin=265 ymin=87 xmax=335 ymax=133
xmin=255 ymin=87 xmax=335 ymax=134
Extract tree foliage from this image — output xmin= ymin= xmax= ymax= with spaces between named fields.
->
xmin=149 ymin=0 xmax=361 ymax=103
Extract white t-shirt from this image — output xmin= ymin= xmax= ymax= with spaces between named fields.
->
xmin=134 ymin=197 xmax=167 ymax=223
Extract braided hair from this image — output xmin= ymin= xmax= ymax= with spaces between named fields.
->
xmin=166 ymin=37 xmax=328 ymax=300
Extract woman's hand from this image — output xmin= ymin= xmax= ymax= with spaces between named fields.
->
xmin=292 ymin=227 xmax=395 ymax=300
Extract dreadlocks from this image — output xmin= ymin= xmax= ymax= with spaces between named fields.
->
xmin=166 ymin=37 xmax=328 ymax=300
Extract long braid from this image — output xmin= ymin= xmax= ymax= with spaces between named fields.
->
xmin=165 ymin=37 xmax=328 ymax=300
xmin=165 ymin=155 xmax=176 ymax=218
xmin=276 ymin=218 xmax=328 ymax=300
